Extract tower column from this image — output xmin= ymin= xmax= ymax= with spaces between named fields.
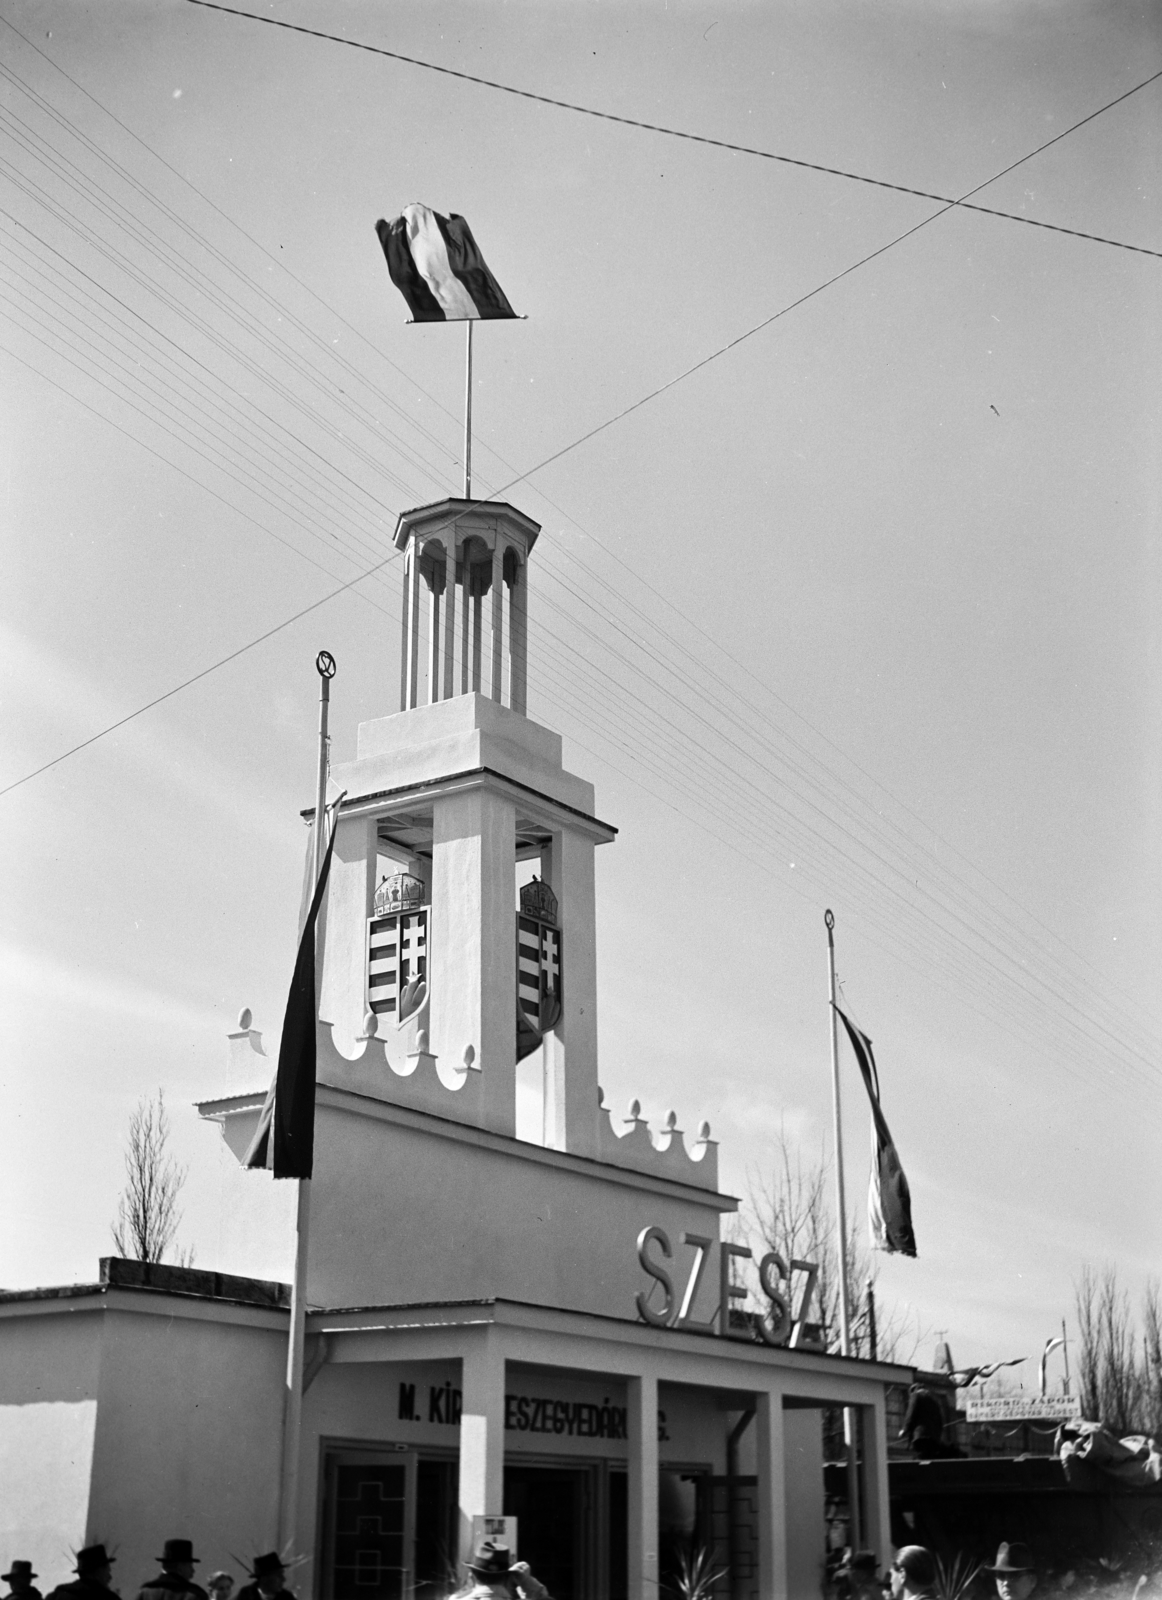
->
xmin=430 ymin=784 xmax=517 ymax=1135
xmin=490 ymin=540 xmax=504 ymax=702
xmin=442 ymin=541 xmax=458 ymax=699
xmin=427 ymin=554 xmax=442 ymax=707
xmin=541 ymin=826 xmax=599 ymax=1158
xmin=405 ymin=543 xmax=422 ymax=710
xmin=507 ymin=554 xmax=527 ymax=715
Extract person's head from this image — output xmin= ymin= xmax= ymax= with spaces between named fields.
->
xmin=249 ymin=1555 xmax=286 ymax=1599
xmin=159 ymin=1541 xmax=199 ymax=1582
xmin=890 ymin=1547 xmax=937 ymax=1598
xmin=74 ymin=1546 xmax=115 ymax=1590
xmin=466 ymin=1541 xmax=516 ymax=1595
xmin=987 ymin=1543 xmax=1036 ymax=1600
xmin=207 ymin=1573 xmax=234 ymax=1600
xmin=3 ymin=1562 xmax=38 ymax=1596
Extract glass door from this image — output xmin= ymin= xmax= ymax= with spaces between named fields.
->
xmin=322 ymin=1448 xmax=417 ymax=1600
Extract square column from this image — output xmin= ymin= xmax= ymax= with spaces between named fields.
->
xmin=862 ymin=1397 xmax=892 ymax=1567
xmin=541 ymin=827 xmax=599 ymax=1158
xmin=507 ymin=558 xmax=527 ymax=715
xmin=430 ymin=785 xmax=517 ymax=1135
xmin=756 ymin=1389 xmax=788 ymax=1600
xmin=458 ymin=1336 xmax=506 ymax=1564
xmin=317 ymin=813 xmax=377 ymax=1042
xmin=626 ymin=1374 xmax=658 ymax=1600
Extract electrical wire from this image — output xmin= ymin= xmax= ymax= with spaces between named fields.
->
xmin=178 ymin=0 xmax=1162 ymax=263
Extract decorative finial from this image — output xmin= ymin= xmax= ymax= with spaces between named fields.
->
xmin=361 ymin=1009 xmax=378 ymax=1039
xmin=238 ymin=1007 xmax=252 ymax=1030
xmin=316 ymin=649 xmax=336 ymax=679
xmin=463 ymin=1044 xmax=476 ymax=1068
xmin=664 ymin=1109 xmax=678 ymax=1132
xmin=628 ymin=1098 xmax=642 ymax=1121
xmin=698 ymin=1120 xmax=711 ymax=1142
xmin=416 ymin=1028 xmax=429 ymax=1053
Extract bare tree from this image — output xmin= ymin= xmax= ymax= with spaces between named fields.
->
xmin=1074 ymin=1263 xmax=1153 ymax=1435
xmin=111 ymin=1089 xmax=191 ymax=1265
xmin=739 ymin=1123 xmax=923 ymax=1363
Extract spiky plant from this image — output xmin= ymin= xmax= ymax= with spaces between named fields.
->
xmin=667 ymin=1543 xmax=729 ymax=1600
xmin=932 ymin=1552 xmax=982 ymax=1600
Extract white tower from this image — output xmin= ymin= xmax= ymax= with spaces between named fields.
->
xmin=317 ymin=497 xmax=614 ymax=1153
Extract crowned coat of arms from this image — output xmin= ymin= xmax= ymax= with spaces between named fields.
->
xmin=367 ymin=873 xmax=428 ymax=1026
xmin=516 ymin=877 xmax=562 ymax=1061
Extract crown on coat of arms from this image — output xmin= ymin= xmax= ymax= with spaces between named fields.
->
xmin=519 ymin=876 xmax=558 ymax=925
xmin=374 ymin=872 xmax=426 ymax=916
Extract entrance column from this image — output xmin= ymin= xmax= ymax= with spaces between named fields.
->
xmin=756 ymin=1388 xmax=788 ymax=1600
xmin=459 ymin=1335 xmax=506 ymax=1564
xmin=626 ymin=1373 xmax=658 ymax=1600
xmin=862 ymin=1396 xmax=892 ymax=1567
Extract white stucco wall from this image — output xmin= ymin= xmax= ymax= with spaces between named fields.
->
xmin=783 ymin=1408 xmax=826 ymax=1600
xmin=0 ymin=1307 xmax=102 ymax=1591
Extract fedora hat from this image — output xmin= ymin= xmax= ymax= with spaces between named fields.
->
xmin=467 ymin=1540 xmax=516 ymax=1578
xmin=3 ymin=1563 xmax=38 ymax=1582
xmin=74 ymin=1547 xmax=115 ymax=1574
xmin=248 ymin=1555 xmax=285 ymax=1581
xmin=158 ymin=1541 xmax=199 ymax=1567
xmin=986 ymin=1544 xmax=1035 ymax=1574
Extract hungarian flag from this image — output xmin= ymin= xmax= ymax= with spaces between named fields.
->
xmin=375 ymin=204 xmax=517 ymax=322
xmin=834 ymin=1002 xmax=917 ymax=1257
xmin=244 ymin=803 xmax=340 ymax=1180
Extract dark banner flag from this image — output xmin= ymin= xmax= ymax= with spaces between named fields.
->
xmin=375 ymin=203 xmax=518 ymax=322
xmin=834 ymin=1002 xmax=918 ymax=1258
xmin=244 ymin=806 xmax=340 ymax=1180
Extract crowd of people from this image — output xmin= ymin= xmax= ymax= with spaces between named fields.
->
xmin=0 ymin=1543 xmax=291 ymax=1600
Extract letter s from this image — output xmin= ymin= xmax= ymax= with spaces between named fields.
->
xmin=757 ymin=1250 xmax=793 ymax=1346
xmin=635 ymin=1225 xmax=675 ymax=1327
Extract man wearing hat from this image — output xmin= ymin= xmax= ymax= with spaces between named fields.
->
xmin=837 ymin=1551 xmax=884 ymax=1600
xmin=888 ymin=1546 xmax=938 ymax=1600
xmin=137 ymin=1541 xmax=207 ymax=1600
xmin=2 ymin=1562 xmax=42 ymax=1600
xmin=458 ymin=1539 xmax=550 ymax=1600
xmin=986 ymin=1543 xmax=1037 ymax=1600
xmin=44 ymin=1546 xmax=115 ymax=1600
xmin=235 ymin=1555 xmax=287 ymax=1600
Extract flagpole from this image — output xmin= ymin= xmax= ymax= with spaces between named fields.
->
xmin=277 ymin=649 xmax=335 ymax=1557
xmin=464 ymin=318 xmax=474 ymax=498
xmin=825 ymin=909 xmax=862 ymax=1548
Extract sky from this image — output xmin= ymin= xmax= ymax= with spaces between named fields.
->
xmin=1 ymin=0 xmax=1160 ymax=1380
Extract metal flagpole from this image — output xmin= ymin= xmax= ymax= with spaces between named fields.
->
xmin=464 ymin=319 xmax=474 ymax=498
xmin=277 ymin=649 xmax=335 ymax=1556
xmin=825 ymin=909 xmax=862 ymax=1548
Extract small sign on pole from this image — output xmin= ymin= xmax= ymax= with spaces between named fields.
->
xmin=472 ymin=1515 xmax=518 ymax=1556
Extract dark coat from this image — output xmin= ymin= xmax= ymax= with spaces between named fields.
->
xmin=45 ymin=1582 xmax=114 ymax=1600
xmin=235 ymin=1584 xmax=285 ymax=1600
xmin=137 ymin=1576 xmax=208 ymax=1600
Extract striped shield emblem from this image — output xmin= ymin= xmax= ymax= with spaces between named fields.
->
xmin=517 ymin=914 xmax=562 ymax=1043
xmin=368 ymin=908 xmax=429 ymax=1025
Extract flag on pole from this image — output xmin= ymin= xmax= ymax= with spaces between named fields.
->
xmin=375 ymin=203 xmax=517 ymax=322
xmin=833 ymin=1002 xmax=918 ymax=1257
xmin=244 ymin=803 xmax=341 ymax=1180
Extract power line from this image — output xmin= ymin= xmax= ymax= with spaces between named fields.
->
xmin=179 ymin=0 xmax=1162 ymax=263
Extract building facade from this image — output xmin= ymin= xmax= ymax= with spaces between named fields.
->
xmin=0 ymin=498 xmax=910 ymax=1599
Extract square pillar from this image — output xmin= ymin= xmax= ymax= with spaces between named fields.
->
xmin=428 ymin=571 xmax=442 ymax=707
xmin=541 ymin=827 xmax=599 ymax=1158
xmin=406 ymin=544 xmax=422 ymax=710
xmin=317 ymin=813 xmax=377 ymax=1042
xmin=862 ymin=1397 xmax=892 ymax=1568
xmin=430 ymin=785 xmax=516 ymax=1135
xmin=458 ymin=1336 xmax=506 ymax=1564
xmin=756 ymin=1389 xmax=788 ymax=1600
xmin=626 ymin=1374 xmax=658 ymax=1600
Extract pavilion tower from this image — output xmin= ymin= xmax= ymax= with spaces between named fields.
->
xmin=314 ymin=496 xmax=613 ymax=1154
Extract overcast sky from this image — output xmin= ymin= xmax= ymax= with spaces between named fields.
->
xmin=1 ymin=0 xmax=1160 ymax=1378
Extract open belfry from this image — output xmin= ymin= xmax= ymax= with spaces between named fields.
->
xmin=0 ymin=495 xmax=909 ymax=1600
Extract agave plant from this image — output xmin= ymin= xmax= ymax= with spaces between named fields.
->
xmin=667 ymin=1542 xmax=729 ymax=1600
xmin=932 ymin=1551 xmax=983 ymax=1600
